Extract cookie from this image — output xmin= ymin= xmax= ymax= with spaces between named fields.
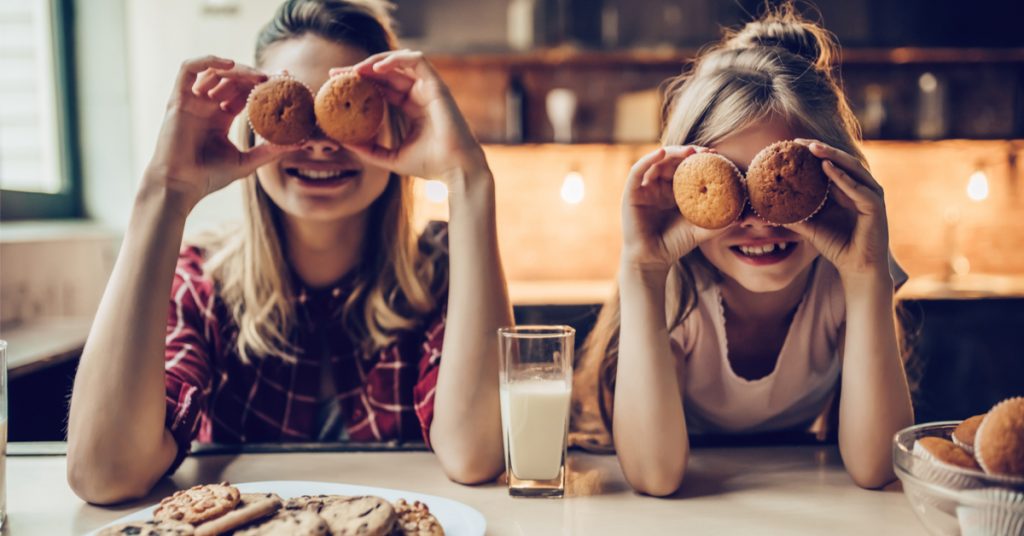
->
xmin=974 ymin=397 xmax=1024 ymax=478
xmin=153 ymin=482 xmax=241 ymax=525
xmin=393 ymin=499 xmax=445 ymax=536
xmin=672 ymin=152 xmax=746 ymax=229
xmin=282 ymin=494 xmax=350 ymax=513
xmin=952 ymin=414 xmax=986 ymax=455
xmin=319 ymin=496 xmax=396 ymax=536
xmin=98 ymin=519 xmax=195 ymax=535
xmin=234 ymin=510 xmax=329 ymax=536
xmin=314 ymin=72 xmax=385 ymax=144
xmin=916 ymin=437 xmax=981 ymax=471
xmin=194 ymin=493 xmax=282 ymax=536
xmin=247 ymin=76 xmax=316 ymax=145
xmin=745 ymin=140 xmax=830 ymax=224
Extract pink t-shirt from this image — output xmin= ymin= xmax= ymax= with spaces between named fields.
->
xmin=671 ymin=259 xmax=847 ymax=434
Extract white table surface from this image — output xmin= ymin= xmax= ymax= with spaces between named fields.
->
xmin=5 ymin=445 xmax=927 ymax=535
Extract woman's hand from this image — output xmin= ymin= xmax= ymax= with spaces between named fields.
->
xmin=785 ymin=140 xmax=891 ymax=285
xmin=336 ymin=50 xmax=488 ymax=183
xmin=144 ymin=55 xmax=295 ymax=211
xmin=621 ymin=146 xmax=728 ymax=272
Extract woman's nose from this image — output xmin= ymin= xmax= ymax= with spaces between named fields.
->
xmin=301 ymin=129 xmax=341 ymax=157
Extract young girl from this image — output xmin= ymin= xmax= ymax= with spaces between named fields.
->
xmin=574 ymin=6 xmax=913 ymax=496
xmin=67 ymin=0 xmax=511 ymax=503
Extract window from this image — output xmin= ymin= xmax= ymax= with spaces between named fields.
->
xmin=0 ymin=0 xmax=80 ymax=220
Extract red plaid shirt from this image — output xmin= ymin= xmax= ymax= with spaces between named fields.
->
xmin=164 ymin=224 xmax=447 ymax=471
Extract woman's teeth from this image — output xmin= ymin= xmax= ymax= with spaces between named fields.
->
xmin=296 ymin=169 xmax=348 ymax=180
xmin=737 ymin=242 xmax=791 ymax=257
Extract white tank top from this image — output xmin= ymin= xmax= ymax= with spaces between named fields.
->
xmin=670 ymin=259 xmax=845 ymax=434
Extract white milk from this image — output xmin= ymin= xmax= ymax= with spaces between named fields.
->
xmin=500 ymin=380 xmax=571 ymax=481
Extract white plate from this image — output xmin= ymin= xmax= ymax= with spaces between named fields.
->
xmin=89 ymin=480 xmax=486 ymax=535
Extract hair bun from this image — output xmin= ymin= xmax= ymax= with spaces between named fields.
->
xmin=723 ymin=5 xmax=836 ymax=73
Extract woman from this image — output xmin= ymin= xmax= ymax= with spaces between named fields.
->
xmin=67 ymin=0 xmax=511 ymax=504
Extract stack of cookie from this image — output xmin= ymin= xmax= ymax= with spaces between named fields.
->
xmin=98 ymin=483 xmax=444 ymax=536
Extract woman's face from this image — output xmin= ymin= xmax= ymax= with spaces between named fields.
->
xmin=255 ymin=34 xmax=392 ymax=222
xmin=697 ymin=117 xmax=821 ymax=293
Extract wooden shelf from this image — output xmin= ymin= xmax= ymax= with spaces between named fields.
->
xmin=429 ymin=46 xmax=1024 ymax=68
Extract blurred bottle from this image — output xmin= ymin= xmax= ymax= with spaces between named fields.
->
xmin=860 ymin=84 xmax=888 ymax=139
xmin=506 ymin=74 xmax=526 ymax=143
xmin=508 ymin=0 xmax=537 ymax=51
xmin=915 ymin=72 xmax=948 ymax=139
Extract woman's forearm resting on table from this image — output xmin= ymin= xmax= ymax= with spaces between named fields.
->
xmin=429 ymin=167 xmax=512 ymax=484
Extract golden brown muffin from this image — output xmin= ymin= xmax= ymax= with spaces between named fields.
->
xmin=952 ymin=413 xmax=986 ymax=454
xmin=745 ymin=140 xmax=830 ymax=224
xmin=917 ymin=437 xmax=982 ymax=471
xmin=975 ymin=397 xmax=1024 ymax=478
xmin=246 ymin=77 xmax=316 ymax=145
xmin=672 ymin=152 xmax=746 ymax=229
xmin=314 ymin=72 xmax=385 ymax=144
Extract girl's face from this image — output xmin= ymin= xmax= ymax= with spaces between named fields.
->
xmin=255 ymin=34 xmax=392 ymax=222
xmin=697 ymin=117 xmax=821 ymax=293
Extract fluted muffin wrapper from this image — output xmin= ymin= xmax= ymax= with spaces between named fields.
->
xmin=957 ymin=488 xmax=1024 ymax=536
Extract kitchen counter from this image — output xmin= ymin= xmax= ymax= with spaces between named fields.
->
xmin=6 ymin=444 xmax=926 ymax=535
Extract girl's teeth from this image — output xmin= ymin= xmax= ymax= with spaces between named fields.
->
xmin=738 ymin=243 xmax=790 ymax=257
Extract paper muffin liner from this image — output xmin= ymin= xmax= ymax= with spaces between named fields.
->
xmin=975 ymin=397 xmax=1024 ymax=481
xmin=957 ymin=488 xmax=1024 ymax=536
xmin=952 ymin=434 xmax=976 ymax=457
xmin=245 ymin=73 xmax=316 ymax=145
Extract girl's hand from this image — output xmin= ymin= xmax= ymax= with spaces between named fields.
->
xmin=145 ymin=56 xmax=296 ymax=210
xmin=621 ymin=146 xmax=728 ymax=271
xmin=336 ymin=50 xmax=488 ymax=183
xmin=785 ymin=140 xmax=891 ymax=284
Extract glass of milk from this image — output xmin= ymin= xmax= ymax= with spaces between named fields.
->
xmin=498 ymin=326 xmax=574 ymax=498
xmin=0 ymin=340 xmax=6 ymax=529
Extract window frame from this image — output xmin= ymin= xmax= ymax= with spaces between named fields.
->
xmin=1 ymin=0 xmax=82 ymax=221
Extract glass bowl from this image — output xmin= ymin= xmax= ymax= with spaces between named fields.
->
xmin=894 ymin=422 xmax=1024 ymax=535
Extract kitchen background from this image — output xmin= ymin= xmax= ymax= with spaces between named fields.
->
xmin=2 ymin=0 xmax=1023 ymax=440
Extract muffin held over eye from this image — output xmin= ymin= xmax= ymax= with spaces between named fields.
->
xmin=246 ymin=76 xmax=317 ymax=145
xmin=314 ymin=72 xmax=385 ymax=144
xmin=746 ymin=141 xmax=830 ymax=225
xmin=672 ymin=152 xmax=746 ymax=229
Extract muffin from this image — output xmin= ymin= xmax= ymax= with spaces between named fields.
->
xmin=246 ymin=76 xmax=316 ymax=145
xmin=672 ymin=152 xmax=746 ymax=229
xmin=745 ymin=140 xmax=830 ymax=224
xmin=952 ymin=414 xmax=986 ymax=456
xmin=314 ymin=72 xmax=385 ymax=144
xmin=915 ymin=437 xmax=982 ymax=472
xmin=957 ymin=488 xmax=1024 ymax=536
xmin=974 ymin=397 xmax=1024 ymax=479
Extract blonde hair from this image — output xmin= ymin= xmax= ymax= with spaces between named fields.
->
xmin=196 ymin=0 xmax=446 ymax=363
xmin=573 ymin=3 xmax=865 ymax=438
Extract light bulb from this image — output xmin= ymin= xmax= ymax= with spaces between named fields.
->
xmin=560 ymin=171 xmax=584 ymax=204
xmin=424 ymin=180 xmax=448 ymax=203
xmin=966 ymin=170 xmax=989 ymax=202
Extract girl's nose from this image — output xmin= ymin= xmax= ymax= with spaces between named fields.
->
xmin=737 ymin=202 xmax=766 ymax=227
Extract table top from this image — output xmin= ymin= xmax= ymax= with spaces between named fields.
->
xmin=5 ymin=444 xmax=927 ymax=535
